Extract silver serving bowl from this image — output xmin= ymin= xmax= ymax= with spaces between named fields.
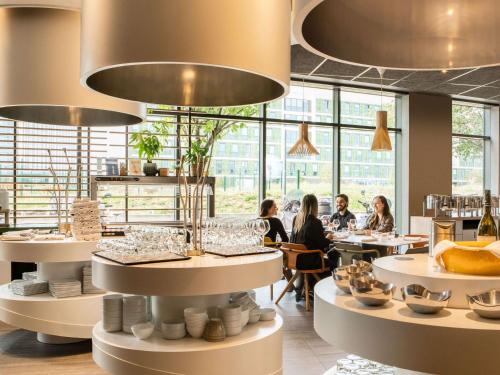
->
xmin=401 ymin=284 xmax=451 ymax=314
xmin=332 ymin=267 xmax=374 ymax=294
xmin=350 ymin=279 xmax=395 ymax=306
xmin=467 ymin=290 xmax=500 ymax=319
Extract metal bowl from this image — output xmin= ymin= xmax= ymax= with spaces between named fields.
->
xmin=332 ymin=266 xmax=375 ymax=294
xmin=467 ymin=290 xmax=500 ymax=319
xmin=401 ymin=284 xmax=451 ymax=314
xmin=351 ymin=259 xmax=373 ymax=273
xmin=350 ymin=279 xmax=395 ymax=306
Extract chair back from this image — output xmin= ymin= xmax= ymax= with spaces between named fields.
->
xmin=332 ymin=242 xmax=380 ymax=266
xmin=405 ymin=234 xmax=430 ymax=249
xmin=405 ymin=246 xmax=429 ymax=254
xmin=280 ymin=242 xmax=325 ymax=273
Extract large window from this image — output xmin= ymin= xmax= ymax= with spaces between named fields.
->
xmin=339 ymin=89 xmax=397 ymax=222
xmin=452 ymin=102 xmax=489 ymax=195
xmin=1 ymin=80 xmax=403 ymax=225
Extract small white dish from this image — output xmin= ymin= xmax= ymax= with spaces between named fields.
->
xmin=131 ymin=322 xmax=154 ymax=340
xmin=259 ymin=308 xmax=276 ymax=321
xmin=161 ymin=320 xmax=186 ymax=340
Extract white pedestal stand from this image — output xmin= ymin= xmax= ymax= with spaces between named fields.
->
xmin=91 ymin=251 xmax=284 ymax=375
xmin=0 ymin=239 xmax=104 ymax=344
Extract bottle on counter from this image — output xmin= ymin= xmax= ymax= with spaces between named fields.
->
xmin=477 ymin=189 xmax=498 ymax=243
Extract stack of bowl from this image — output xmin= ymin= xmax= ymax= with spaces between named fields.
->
xmin=248 ymin=308 xmax=261 ymax=323
xmin=221 ymin=304 xmax=242 ymax=336
xmin=122 ymin=295 xmax=148 ymax=333
xmin=161 ymin=320 xmax=186 ymax=340
xmin=102 ymin=294 xmax=123 ymax=332
xmin=184 ymin=307 xmax=208 ymax=338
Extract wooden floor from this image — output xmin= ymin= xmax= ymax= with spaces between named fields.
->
xmin=0 ymin=280 xmax=346 ymax=375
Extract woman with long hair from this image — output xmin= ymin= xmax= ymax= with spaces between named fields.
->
xmin=260 ymin=199 xmax=289 ymax=243
xmin=363 ymin=195 xmax=394 ymax=233
xmin=291 ymin=194 xmax=333 ymax=301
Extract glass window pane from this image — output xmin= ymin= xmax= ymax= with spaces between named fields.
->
xmin=452 ymin=102 xmax=485 ymax=135
xmin=208 ymin=121 xmax=260 ymax=218
xmin=340 ymin=129 xmax=396 ymax=225
xmin=266 ymin=123 xmax=333 ymax=229
xmin=452 ymin=137 xmax=484 ymax=194
xmin=267 ymin=83 xmax=334 ymax=122
xmin=341 ymin=88 xmax=396 ymax=128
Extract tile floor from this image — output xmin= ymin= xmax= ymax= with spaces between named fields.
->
xmin=0 ymin=279 xmax=346 ymax=375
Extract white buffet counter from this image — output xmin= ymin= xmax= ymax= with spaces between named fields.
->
xmin=315 ymin=256 xmax=500 ymax=375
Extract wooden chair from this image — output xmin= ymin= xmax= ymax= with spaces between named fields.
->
xmin=332 ymin=242 xmax=381 ymax=267
xmin=405 ymin=234 xmax=430 ymax=249
xmin=275 ymin=242 xmax=326 ymax=311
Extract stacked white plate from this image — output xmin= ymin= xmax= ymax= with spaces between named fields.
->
xmin=221 ymin=304 xmax=242 ymax=336
xmin=22 ymin=271 xmax=38 ymax=281
xmin=10 ymin=279 xmax=48 ymax=296
xmin=122 ymin=295 xmax=148 ymax=333
xmin=82 ymin=265 xmax=104 ymax=294
xmin=49 ymin=279 xmax=82 ymax=298
xmin=184 ymin=307 xmax=208 ymax=339
xmin=103 ymin=294 xmax=123 ymax=332
xmin=161 ymin=320 xmax=186 ymax=340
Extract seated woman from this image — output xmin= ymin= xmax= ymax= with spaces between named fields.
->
xmin=291 ymin=194 xmax=333 ymax=301
xmin=260 ymin=199 xmax=289 ymax=243
xmin=362 ymin=195 xmax=395 ymax=258
xmin=363 ymin=195 xmax=394 ymax=233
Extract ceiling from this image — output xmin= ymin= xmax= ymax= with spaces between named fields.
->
xmin=291 ymin=45 xmax=500 ymax=104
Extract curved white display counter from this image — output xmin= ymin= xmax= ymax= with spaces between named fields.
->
xmin=93 ymin=317 xmax=283 ymax=375
xmin=373 ymin=254 xmax=500 ymax=308
xmin=92 ymin=252 xmax=283 ymax=296
xmin=0 ymin=239 xmax=104 ymax=343
xmin=91 ymin=251 xmax=284 ymax=375
xmin=314 ymin=278 xmax=500 ymax=375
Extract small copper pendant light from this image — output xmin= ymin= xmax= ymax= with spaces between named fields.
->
xmin=371 ymin=68 xmax=392 ymax=151
xmin=288 ymin=80 xmax=319 ymax=157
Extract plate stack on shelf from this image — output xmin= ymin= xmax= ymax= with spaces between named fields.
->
xmin=103 ymin=294 xmax=123 ymax=332
xmin=122 ymin=295 xmax=148 ymax=333
xmin=49 ymin=279 xmax=82 ymax=298
xmin=82 ymin=265 xmax=104 ymax=294
xmin=10 ymin=279 xmax=48 ymax=296
xmin=22 ymin=271 xmax=38 ymax=281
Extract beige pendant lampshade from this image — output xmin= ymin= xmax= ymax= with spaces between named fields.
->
xmin=288 ymin=123 xmax=319 ymax=156
xmin=294 ymin=0 xmax=500 ymax=70
xmin=80 ymin=0 xmax=290 ymax=107
xmin=371 ymin=111 xmax=392 ymax=151
xmin=0 ymin=6 xmax=145 ymax=126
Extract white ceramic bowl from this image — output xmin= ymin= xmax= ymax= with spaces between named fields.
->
xmin=259 ymin=308 xmax=276 ymax=321
xmin=184 ymin=307 xmax=207 ymax=316
xmin=131 ymin=322 xmax=154 ymax=340
xmin=161 ymin=320 xmax=186 ymax=340
xmin=187 ymin=323 xmax=206 ymax=339
xmin=225 ymin=326 xmax=242 ymax=336
xmin=248 ymin=309 xmax=261 ymax=324
xmin=240 ymin=308 xmax=250 ymax=327
xmin=221 ymin=303 xmax=241 ymax=315
xmin=185 ymin=314 xmax=208 ymax=322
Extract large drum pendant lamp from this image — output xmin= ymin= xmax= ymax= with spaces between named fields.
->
xmin=80 ymin=0 xmax=290 ymax=107
xmin=0 ymin=6 xmax=145 ymax=126
xmin=294 ymin=0 xmax=500 ymax=70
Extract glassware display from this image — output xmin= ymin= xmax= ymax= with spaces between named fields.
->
xmin=336 ymin=356 xmax=395 ymax=374
xmin=95 ymin=226 xmax=191 ymax=264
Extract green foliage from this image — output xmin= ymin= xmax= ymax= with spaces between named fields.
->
xmin=452 ymin=104 xmax=484 ymax=159
xmin=129 ymin=123 xmax=169 ymax=162
xmin=184 ymin=139 xmax=209 ymax=165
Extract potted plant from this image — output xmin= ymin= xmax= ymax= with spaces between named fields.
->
xmin=184 ymin=139 xmax=209 ymax=176
xmin=129 ymin=125 xmax=167 ymax=176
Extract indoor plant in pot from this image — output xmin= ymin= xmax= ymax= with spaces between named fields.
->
xmin=129 ymin=125 xmax=168 ymax=176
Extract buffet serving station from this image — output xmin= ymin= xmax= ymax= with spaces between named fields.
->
xmin=316 ymin=245 xmax=500 ymax=375
xmin=0 ymin=238 xmax=105 ymax=344
xmin=91 ymin=251 xmax=284 ymax=375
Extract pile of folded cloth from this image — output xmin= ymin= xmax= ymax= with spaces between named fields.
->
xmin=10 ymin=279 xmax=48 ymax=296
xmin=49 ymin=279 xmax=82 ymax=298
xmin=0 ymin=229 xmax=36 ymax=241
xmin=82 ymin=265 xmax=104 ymax=294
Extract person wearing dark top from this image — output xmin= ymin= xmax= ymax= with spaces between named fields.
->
xmin=329 ymin=194 xmax=356 ymax=230
xmin=260 ymin=199 xmax=289 ymax=243
xmin=291 ymin=194 xmax=333 ymax=301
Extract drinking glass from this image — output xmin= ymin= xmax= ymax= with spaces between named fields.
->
xmin=349 ymin=219 xmax=357 ymax=230
xmin=332 ymin=219 xmax=340 ymax=232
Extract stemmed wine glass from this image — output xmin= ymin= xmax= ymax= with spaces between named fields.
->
xmin=332 ymin=219 xmax=340 ymax=232
xmin=349 ymin=218 xmax=357 ymax=231
xmin=254 ymin=218 xmax=271 ymax=247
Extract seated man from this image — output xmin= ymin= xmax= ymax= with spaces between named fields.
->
xmin=329 ymin=194 xmax=356 ymax=230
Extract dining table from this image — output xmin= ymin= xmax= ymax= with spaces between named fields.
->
xmin=330 ymin=234 xmax=429 ymax=255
